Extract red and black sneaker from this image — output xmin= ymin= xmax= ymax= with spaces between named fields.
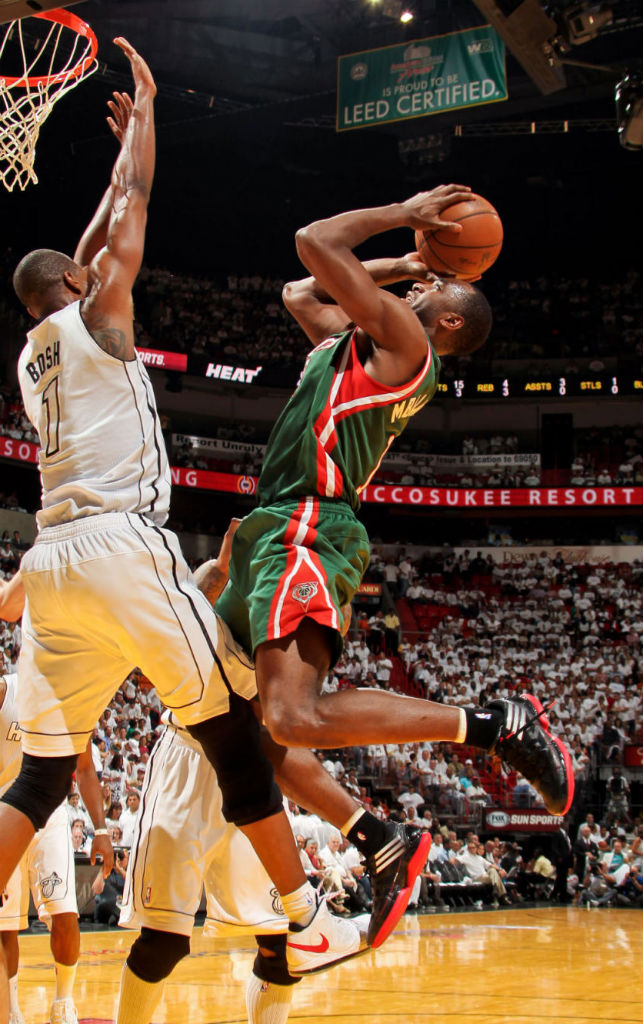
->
xmin=365 ymin=823 xmax=432 ymax=949
xmin=487 ymin=694 xmax=574 ymax=816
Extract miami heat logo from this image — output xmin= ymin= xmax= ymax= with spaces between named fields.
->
xmin=270 ymin=886 xmax=285 ymax=917
xmin=291 ymin=582 xmax=318 ymax=610
xmin=40 ymin=871 xmax=63 ymax=899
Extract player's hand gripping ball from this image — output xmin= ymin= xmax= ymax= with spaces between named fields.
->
xmin=414 ymin=193 xmax=503 ymax=281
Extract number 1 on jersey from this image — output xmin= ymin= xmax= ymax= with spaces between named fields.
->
xmin=42 ymin=375 xmax=61 ymax=456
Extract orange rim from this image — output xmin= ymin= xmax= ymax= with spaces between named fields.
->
xmin=1 ymin=8 xmax=98 ymax=88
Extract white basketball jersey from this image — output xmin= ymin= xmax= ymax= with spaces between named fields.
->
xmin=0 ymin=674 xmax=23 ymax=799
xmin=18 ymin=301 xmax=171 ymax=529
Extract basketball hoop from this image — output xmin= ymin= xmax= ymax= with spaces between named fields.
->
xmin=0 ymin=8 xmax=98 ymax=192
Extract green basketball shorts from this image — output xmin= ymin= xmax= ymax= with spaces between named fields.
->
xmin=215 ymin=497 xmax=370 ymax=667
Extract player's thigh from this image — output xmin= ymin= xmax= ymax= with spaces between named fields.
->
xmin=28 ymin=805 xmax=77 ymax=926
xmin=18 ymin=626 xmax=131 ymax=756
xmin=120 ymin=730 xmax=221 ymax=936
xmin=18 ymin=549 xmax=137 ymax=756
xmin=107 ymin=524 xmax=257 ymax=722
xmin=226 ymin=501 xmax=368 ymax=658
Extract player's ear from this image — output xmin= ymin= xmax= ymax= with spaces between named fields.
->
xmin=63 ymin=268 xmax=84 ymax=295
xmin=437 ymin=311 xmax=464 ymax=332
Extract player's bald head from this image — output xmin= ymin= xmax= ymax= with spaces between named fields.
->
xmin=13 ymin=249 xmax=83 ymax=317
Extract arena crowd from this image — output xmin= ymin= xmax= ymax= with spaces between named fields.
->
xmin=1 ymin=544 xmax=640 ymax=916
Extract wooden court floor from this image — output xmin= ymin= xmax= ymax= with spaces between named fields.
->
xmin=15 ymin=907 xmax=642 ymax=1023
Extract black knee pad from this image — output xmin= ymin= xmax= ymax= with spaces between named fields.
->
xmin=253 ymin=933 xmax=300 ymax=987
xmin=187 ymin=694 xmax=282 ymax=826
xmin=1 ymin=753 xmax=77 ymax=830
xmin=127 ymin=927 xmax=190 ymax=984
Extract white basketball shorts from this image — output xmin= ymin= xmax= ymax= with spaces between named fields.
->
xmin=119 ymin=723 xmax=287 ymax=938
xmin=18 ymin=512 xmax=257 ymax=756
xmin=0 ymin=803 xmax=77 ymax=930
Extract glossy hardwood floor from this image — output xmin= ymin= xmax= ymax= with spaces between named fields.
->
xmin=15 ymin=907 xmax=642 ymax=1023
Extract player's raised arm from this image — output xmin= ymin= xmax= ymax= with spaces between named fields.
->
xmin=282 ymin=253 xmax=436 ymax=347
xmin=294 ymin=186 xmax=471 ymax=367
xmin=82 ymin=38 xmax=156 ymax=361
xmin=73 ymin=92 xmax=134 ymax=268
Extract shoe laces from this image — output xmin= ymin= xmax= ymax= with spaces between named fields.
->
xmin=502 ymin=698 xmax=555 ymax=743
xmin=499 ymin=699 xmax=556 ymax=772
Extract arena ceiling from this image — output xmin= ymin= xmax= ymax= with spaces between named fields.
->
xmin=0 ymin=0 xmax=641 ymax=274
xmin=67 ymin=0 xmax=642 ymax=127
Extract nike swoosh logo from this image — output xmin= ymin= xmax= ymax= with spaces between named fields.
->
xmin=287 ymin=934 xmax=330 ymax=953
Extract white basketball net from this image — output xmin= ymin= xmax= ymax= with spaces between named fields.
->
xmin=0 ymin=13 xmax=98 ymax=192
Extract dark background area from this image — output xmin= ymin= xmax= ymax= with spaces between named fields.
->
xmin=0 ymin=0 xmax=641 ymax=279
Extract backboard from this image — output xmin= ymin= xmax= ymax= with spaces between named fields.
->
xmin=0 ymin=1 xmax=85 ymax=26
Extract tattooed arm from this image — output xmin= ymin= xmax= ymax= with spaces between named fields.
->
xmin=80 ymin=39 xmax=156 ymax=361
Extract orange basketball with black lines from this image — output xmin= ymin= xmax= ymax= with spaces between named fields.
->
xmin=414 ymin=193 xmax=503 ymax=281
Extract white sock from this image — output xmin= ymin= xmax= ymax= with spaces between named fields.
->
xmin=116 ymin=964 xmax=165 ymax=1024
xmin=54 ymin=961 xmax=77 ymax=1001
xmin=9 ymin=973 xmax=20 ymax=1015
xmin=245 ymin=973 xmax=293 ymax=1024
xmin=280 ymin=881 xmax=318 ymax=926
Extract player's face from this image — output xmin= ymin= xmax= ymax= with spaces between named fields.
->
xmin=406 ymin=277 xmax=470 ymax=324
xmin=405 ymin=277 xmax=445 ymax=310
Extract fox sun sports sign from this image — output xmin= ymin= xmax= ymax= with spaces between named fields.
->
xmin=485 ymin=809 xmax=561 ymax=833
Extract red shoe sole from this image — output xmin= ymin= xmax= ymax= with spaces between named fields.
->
xmin=522 ymin=694 xmax=575 ymax=816
xmin=370 ymin=832 xmax=432 ymax=949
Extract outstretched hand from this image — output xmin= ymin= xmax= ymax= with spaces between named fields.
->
xmin=106 ymin=91 xmax=133 ymax=143
xmin=402 ymin=184 xmax=473 ymax=232
xmin=113 ymin=36 xmax=157 ymax=97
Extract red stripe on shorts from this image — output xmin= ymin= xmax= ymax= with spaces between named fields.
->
xmin=266 ymin=499 xmax=338 ymax=640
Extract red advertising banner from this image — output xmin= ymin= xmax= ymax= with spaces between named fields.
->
xmin=1 ymin=439 xmax=642 ymax=510
xmin=0 ymin=437 xmax=39 ymax=464
xmin=359 ymin=484 xmax=642 ymax=507
xmin=357 ymin=583 xmax=382 ymax=595
xmin=169 ymin=466 xmax=257 ymax=495
xmin=137 ymin=348 xmax=188 ymax=372
xmin=485 ymin=808 xmax=561 ymax=833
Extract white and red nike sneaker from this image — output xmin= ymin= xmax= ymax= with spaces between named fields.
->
xmin=286 ymin=895 xmax=367 ymax=976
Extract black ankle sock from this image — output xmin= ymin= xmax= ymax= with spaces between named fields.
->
xmin=464 ymin=706 xmax=504 ymax=750
xmin=347 ymin=810 xmax=390 ymax=856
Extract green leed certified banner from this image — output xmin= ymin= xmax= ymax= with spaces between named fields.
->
xmin=336 ymin=26 xmax=507 ymax=131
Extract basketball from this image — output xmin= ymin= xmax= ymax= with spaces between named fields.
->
xmin=414 ymin=193 xmax=503 ymax=281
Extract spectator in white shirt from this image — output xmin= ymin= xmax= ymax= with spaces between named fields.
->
xmin=119 ymin=790 xmax=142 ymax=849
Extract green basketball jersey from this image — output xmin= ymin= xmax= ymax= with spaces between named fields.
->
xmin=258 ymin=327 xmax=440 ymax=512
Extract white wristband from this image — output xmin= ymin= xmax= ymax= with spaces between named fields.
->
xmin=93 ymin=828 xmax=109 ymax=837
